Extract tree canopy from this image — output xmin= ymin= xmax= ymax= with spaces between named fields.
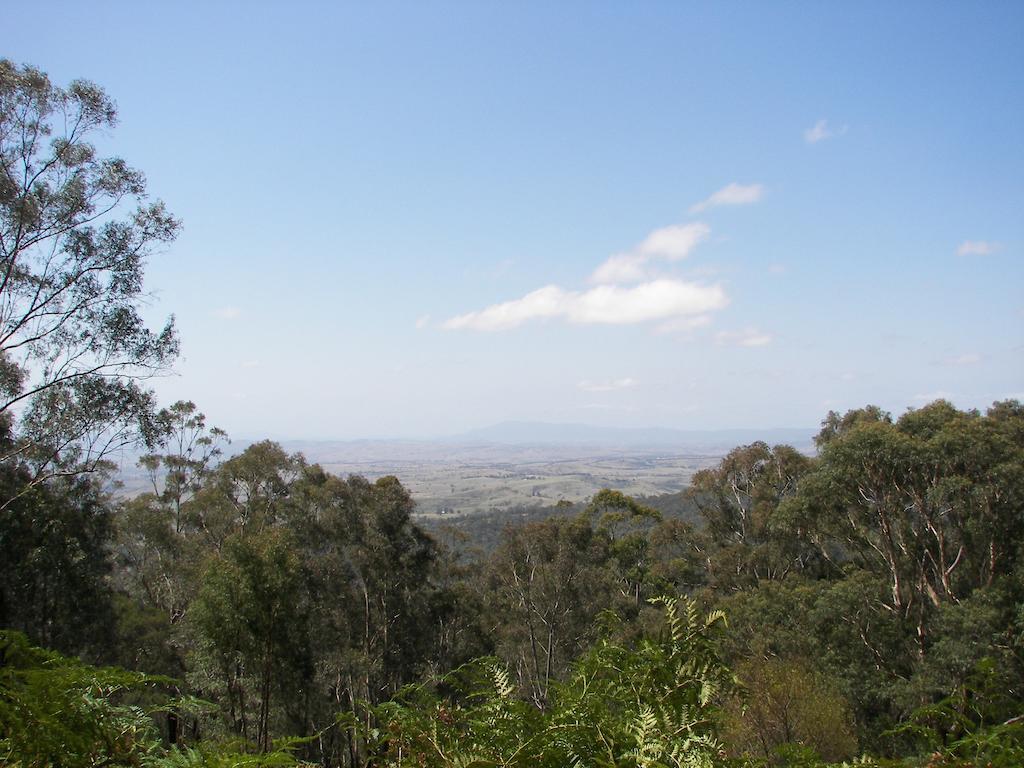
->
xmin=0 ymin=60 xmax=178 ymax=504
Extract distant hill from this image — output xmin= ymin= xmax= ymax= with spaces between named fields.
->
xmin=452 ymin=421 xmax=816 ymax=451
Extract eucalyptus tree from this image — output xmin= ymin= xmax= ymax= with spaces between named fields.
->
xmin=190 ymin=528 xmax=313 ymax=752
xmin=184 ymin=440 xmax=304 ymax=551
xmin=113 ymin=402 xmax=227 ymax=680
xmin=0 ymin=464 xmax=115 ymax=659
xmin=139 ymin=401 xmax=228 ymax=533
xmin=780 ymin=400 xmax=1024 ymax=647
xmin=586 ymin=488 xmax=662 ymax=607
xmin=0 ymin=60 xmax=179 ymax=506
xmin=176 ymin=444 xmax=444 ymax=760
xmin=689 ymin=441 xmax=816 ymax=588
xmin=487 ymin=513 xmax=615 ymax=708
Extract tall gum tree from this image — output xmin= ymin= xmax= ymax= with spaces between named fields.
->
xmin=780 ymin=400 xmax=1024 ymax=650
xmin=0 ymin=60 xmax=179 ymax=505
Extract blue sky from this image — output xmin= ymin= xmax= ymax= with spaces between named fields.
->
xmin=7 ymin=2 xmax=1022 ymax=439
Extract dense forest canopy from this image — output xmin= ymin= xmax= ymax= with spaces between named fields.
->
xmin=2 ymin=62 xmax=1023 ymax=768
xmin=3 ymin=396 xmax=1022 ymax=767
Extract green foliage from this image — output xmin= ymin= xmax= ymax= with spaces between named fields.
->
xmin=172 ymin=446 xmax=444 ymax=763
xmin=0 ymin=466 xmax=116 ymax=659
xmin=8 ymin=396 xmax=1022 ymax=768
xmin=190 ymin=529 xmax=312 ymax=751
xmin=721 ymin=656 xmax=857 ymax=764
xmin=782 ymin=400 xmax=1024 ymax=620
xmin=884 ymin=658 xmax=1024 ymax=768
xmin=0 ymin=630 xmax=167 ymax=767
xmin=487 ymin=512 xmax=616 ymax=706
xmin=588 ymin=489 xmax=664 ymax=608
xmin=689 ymin=442 xmax=817 ymax=589
xmin=0 ymin=630 xmax=319 ymax=767
xmin=369 ymin=596 xmax=732 ymax=768
xmin=138 ymin=401 xmax=228 ymax=534
xmin=0 ymin=59 xmax=179 ymax=498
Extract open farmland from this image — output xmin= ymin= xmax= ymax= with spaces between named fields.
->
xmin=114 ymin=439 xmax=726 ymax=515
xmin=306 ymin=446 xmax=722 ymax=516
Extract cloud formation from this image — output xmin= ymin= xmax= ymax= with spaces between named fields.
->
xmin=577 ymin=377 xmax=638 ymax=392
xmin=689 ymin=183 xmax=764 ymax=214
xmin=591 ymin=223 xmax=710 ymax=284
xmin=957 ymin=240 xmax=1001 ymax=256
xmin=213 ymin=306 xmax=241 ymax=320
xmin=804 ymin=119 xmax=847 ymax=143
xmin=715 ymin=328 xmax=772 ymax=347
xmin=443 ymin=279 xmax=728 ymax=332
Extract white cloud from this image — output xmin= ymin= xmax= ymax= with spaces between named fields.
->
xmin=804 ymin=119 xmax=847 ymax=144
xmin=957 ymin=240 xmax=1001 ymax=256
xmin=689 ymin=183 xmax=764 ymax=214
xmin=591 ymin=223 xmax=710 ymax=284
xmin=444 ymin=285 xmax=563 ymax=330
xmin=415 ymin=314 xmax=431 ymax=329
xmin=768 ymin=263 xmax=787 ymax=274
xmin=240 ymin=359 xmax=261 ymax=368
xmin=636 ymin=223 xmax=711 ymax=258
xmin=443 ymin=279 xmax=729 ymax=331
xmin=715 ymin=327 xmax=772 ymax=347
xmin=590 ymin=252 xmax=650 ymax=284
xmin=578 ymin=377 xmax=638 ymax=393
xmin=213 ymin=306 xmax=241 ymax=320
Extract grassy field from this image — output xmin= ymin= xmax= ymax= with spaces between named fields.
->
xmin=316 ymin=452 xmax=720 ymax=516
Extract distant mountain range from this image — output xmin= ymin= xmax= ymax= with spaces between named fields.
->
xmin=116 ymin=422 xmax=817 ymax=469
xmin=450 ymin=421 xmax=816 ymax=450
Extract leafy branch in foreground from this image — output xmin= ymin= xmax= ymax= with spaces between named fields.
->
xmin=883 ymin=657 xmax=1024 ymax=768
xmin=368 ymin=596 xmax=733 ymax=768
xmin=0 ymin=629 xmax=171 ymax=767
xmin=0 ymin=630 xmax=315 ymax=768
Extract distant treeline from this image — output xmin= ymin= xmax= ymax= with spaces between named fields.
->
xmin=420 ymin=489 xmax=702 ymax=554
xmin=2 ymin=399 xmax=1024 ymax=767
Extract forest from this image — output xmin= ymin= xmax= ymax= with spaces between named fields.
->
xmin=2 ymin=61 xmax=1023 ymax=768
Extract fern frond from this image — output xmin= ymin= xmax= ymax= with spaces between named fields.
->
xmin=488 ymin=662 xmax=516 ymax=700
